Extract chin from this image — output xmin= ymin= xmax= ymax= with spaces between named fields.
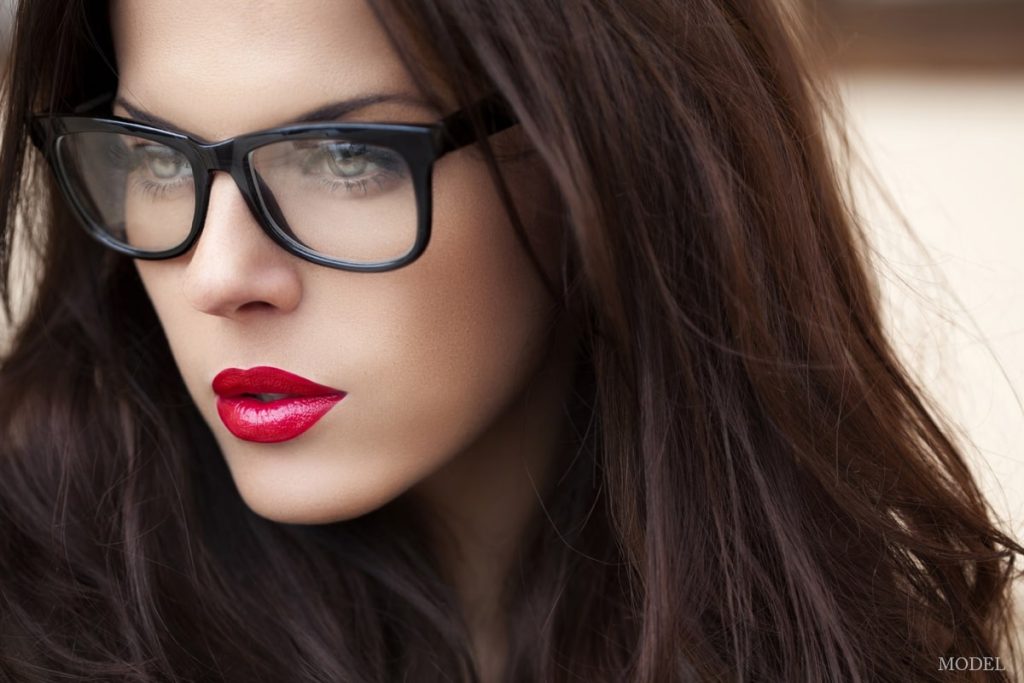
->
xmin=239 ymin=489 xmax=390 ymax=525
xmin=229 ymin=467 xmax=402 ymax=526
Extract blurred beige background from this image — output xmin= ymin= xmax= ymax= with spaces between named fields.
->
xmin=818 ymin=0 xmax=1024 ymax=644
xmin=810 ymin=0 xmax=1024 ymax=546
xmin=844 ymin=71 xmax=1024 ymax=543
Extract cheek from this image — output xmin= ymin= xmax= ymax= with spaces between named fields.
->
xmin=132 ymin=266 xmax=187 ymax=348
xmin=335 ymin=157 xmax=561 ymax=456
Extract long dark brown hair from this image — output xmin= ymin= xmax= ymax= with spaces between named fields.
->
xmin=1 ymin=1 xmax=1020 ymax=681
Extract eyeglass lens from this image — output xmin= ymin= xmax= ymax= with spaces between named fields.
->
xmin=55 ymin=131 xmax=419 ymax=265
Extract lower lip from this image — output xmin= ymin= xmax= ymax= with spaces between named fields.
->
xmin=215 ymin=394 xmax=345 ymax=443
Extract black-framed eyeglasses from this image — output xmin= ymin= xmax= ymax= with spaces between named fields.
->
xmin=29 ymin=92 xmax=518 ymax=272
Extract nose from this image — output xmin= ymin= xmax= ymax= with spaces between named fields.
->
xmin=181 ymin=172 xmax=303 ymax=318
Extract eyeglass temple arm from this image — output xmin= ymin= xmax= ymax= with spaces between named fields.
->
xmin=435 ymin=91 xmax=519 ymax=156
xmin=72 ymin=92 xmax=115 ymax=114
xmin=29 ymin=92 xmax=113 ymax=149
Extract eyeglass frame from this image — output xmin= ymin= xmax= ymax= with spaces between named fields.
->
xmin=28 ymin=91 xmax=519 ymax=272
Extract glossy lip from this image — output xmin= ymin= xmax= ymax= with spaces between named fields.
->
xmin=212 ymin=366 xmax=346 ymax=443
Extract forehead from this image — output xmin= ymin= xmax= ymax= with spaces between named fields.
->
xmin=109 ymin=0 xmax=426 ymax=140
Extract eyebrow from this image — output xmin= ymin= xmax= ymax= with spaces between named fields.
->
xmin=112 ymin=93 xmax=438 ymax=141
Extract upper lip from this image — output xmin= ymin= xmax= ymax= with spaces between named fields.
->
xmin=212 ymin=366 xmax=344 ymax=398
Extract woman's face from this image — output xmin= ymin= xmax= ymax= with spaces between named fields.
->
xmin=110 ymin=0 xmax=571 ymax=524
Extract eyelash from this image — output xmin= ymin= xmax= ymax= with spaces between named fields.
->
xmin=129 ymin=175 xmax=190 ymax=199
xmin=309 ymin=172 xmax=397 ymax=196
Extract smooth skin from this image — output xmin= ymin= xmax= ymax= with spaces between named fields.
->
xmin=110 ymin=0 xmax=576 ymax=677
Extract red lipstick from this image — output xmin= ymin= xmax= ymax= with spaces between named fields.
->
xmin=212 ymin=366 xmax=346 ymax=443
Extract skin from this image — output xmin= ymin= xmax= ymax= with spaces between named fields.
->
xmin=110 ymin=0 xmax=577 ymax=676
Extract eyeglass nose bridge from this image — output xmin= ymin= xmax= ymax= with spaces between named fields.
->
xmin=191 ymin=138 xmax=244 ymax=174
xmin=184 ymin=139 xmax=290 ymax=255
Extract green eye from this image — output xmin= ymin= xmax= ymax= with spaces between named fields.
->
xmin=140 ymin=146 xmax=191 ymax=180
xmin=323 ymin=143 xmax=371 ymax=178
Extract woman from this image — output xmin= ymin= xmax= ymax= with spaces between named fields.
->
xmin=0 ymin=0 xmax=1019 ymax=681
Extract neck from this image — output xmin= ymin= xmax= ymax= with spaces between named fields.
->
xmin=408 ymin=317 xmax=578 ymax=681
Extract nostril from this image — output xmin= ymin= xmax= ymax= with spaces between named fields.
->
xmin=238 ymin=301 xmax=275 ymax=313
